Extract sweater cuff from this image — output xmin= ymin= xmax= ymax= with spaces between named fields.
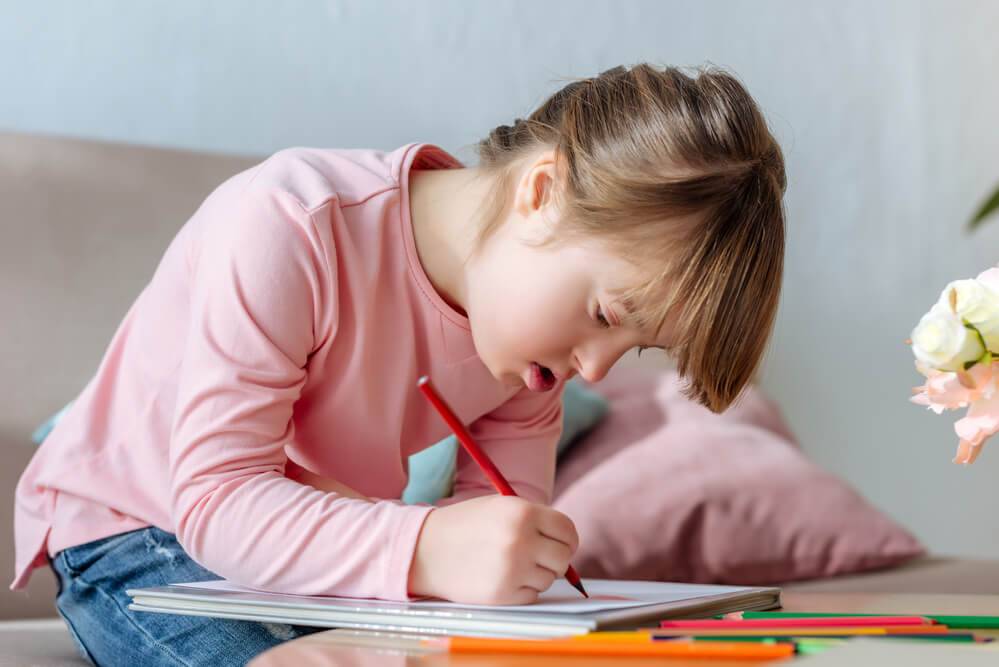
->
xmin=384 ymin=502 xmax=435 ymax=601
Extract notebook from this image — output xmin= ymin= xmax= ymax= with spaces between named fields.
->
xmin=127 ymin=578 xmax=780 ymax=639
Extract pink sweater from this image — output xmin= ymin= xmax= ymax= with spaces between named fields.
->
xmin=13 ymin=143 xmax=563 ymax=601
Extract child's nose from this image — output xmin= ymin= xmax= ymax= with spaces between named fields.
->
xmin=575 ymin=351 xmax=615 ymax=384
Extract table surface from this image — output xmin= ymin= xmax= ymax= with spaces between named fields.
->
xmin=248 ymin=592 xmax=999 ymax=667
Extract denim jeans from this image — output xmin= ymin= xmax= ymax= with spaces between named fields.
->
xmin=51 ymin=526 xmax=323 ymax=666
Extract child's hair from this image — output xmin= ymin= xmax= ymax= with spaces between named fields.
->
xmin=472 ymin=63 xmax=786 ymax=413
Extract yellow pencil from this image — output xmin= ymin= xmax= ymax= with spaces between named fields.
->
xmin=569 ymin=631 xmax=656 ymax=642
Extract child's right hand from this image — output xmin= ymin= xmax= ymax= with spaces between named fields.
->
xmin=407 ymin=495 xmax=579 ymax=605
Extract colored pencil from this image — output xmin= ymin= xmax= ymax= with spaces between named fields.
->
xmin=731 ymin=611 xmax=999 ymax=629
xmin=794 ymin=639 xmax=841 ymax=656
xmin=928 ymin=616 xmax=999 ymax=630
xmin=596 ymin=635 xmax=790 ymax=644
xmin=661 ymin=615 xmax=933 ymax=629
xmin=650 ymin=624 xmax=951 ymax=637
xmin=679 ymin=637 xmax=840 ymax=657
xmin=574 ymin=632 xmax=795 ymax=644
xmin=691 ymin=637 xmax=839 ymax=657
xmin=423 ymin=636 xmax=795 ymax=658
xmin=416 ymin=376 xmax=588 ymax=598
xmin=666 ymin=633 xmax=981 ymax=643
xmin=581 ymin=630 xmax=979 ymax=643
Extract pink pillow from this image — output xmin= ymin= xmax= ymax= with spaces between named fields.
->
xmin=553 ymin=367 xmax=925 ymax=584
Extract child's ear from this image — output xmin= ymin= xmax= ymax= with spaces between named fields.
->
xmin=513 ymin=149 xmax=559 ymax=220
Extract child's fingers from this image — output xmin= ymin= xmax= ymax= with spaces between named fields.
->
xmin=535 ymin=507 xmax=579 ymax=552
xmin=532 ymin=534 xmax=573 ymax=578
xmin=511 ymin=586 xmax=542 ymax=605
xmin=522 ymin=565 xmax=558 ymax=595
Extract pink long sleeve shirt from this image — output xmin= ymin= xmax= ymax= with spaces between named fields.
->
xmin=13 ymin=143 xmax=563 ymax=600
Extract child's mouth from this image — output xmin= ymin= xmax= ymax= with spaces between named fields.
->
xmin=526 ymin=362 xmax=557 ymax=392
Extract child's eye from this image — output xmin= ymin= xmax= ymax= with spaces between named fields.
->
xmin=595 ymin=305 xmax=611 ymax=328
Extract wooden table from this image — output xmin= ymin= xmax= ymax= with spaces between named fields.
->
xmin=249 ymin=592 xmax=999 ymax=666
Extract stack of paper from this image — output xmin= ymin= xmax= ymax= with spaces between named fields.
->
xmin=128 ymin=578 xmax=780 ymax=639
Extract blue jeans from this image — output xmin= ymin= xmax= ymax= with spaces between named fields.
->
xmin=51 ymin=526 xmax=323 ymax=666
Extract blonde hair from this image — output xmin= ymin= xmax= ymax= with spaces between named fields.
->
xmin=473 ymin=63 xmax=786 ymax=413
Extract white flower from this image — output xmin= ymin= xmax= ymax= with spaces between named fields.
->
xmin=939 ymin=279 xmax=999 ymax=352
xmin=911 ymin=302 xmax=985 ymax=371
xmin=974 ymin=267 xmax=999 ymax=293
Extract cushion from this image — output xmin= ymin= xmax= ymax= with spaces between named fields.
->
xmin=552 ymin=366 xmax=926 ymax=585
xmin=31 ymin=402 xmax=72 ymax=444
xmin=402 ymin=379 xmax=609 ymax=504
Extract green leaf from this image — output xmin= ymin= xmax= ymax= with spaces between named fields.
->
xmin=969 ymin=183 xmax=999 ymax=231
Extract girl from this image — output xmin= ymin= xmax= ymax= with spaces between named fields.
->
xmin=13 ymin=63 xmax=786 ymax=665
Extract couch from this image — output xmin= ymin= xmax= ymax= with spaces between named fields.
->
xmin=3 ymin=131 xmax=998 ymax=664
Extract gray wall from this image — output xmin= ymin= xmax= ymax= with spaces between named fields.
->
xmin=3 ymin=0 xmax=998 ymax=557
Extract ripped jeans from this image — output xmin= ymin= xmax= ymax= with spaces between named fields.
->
xmin=51 ymin=526 xmax=322 ymax=666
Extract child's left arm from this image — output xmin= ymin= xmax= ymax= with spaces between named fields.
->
xmin=437 ymin=384 xmax=565 ymax=507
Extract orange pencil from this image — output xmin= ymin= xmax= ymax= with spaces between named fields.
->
xmin=417 ymin=376 xmax=588 ymax=598
xmin=424 ymin=636 xmax=795 ymax=659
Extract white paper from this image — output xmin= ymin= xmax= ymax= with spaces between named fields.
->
xmin=175 ymin=578 xmax=752 ymax=614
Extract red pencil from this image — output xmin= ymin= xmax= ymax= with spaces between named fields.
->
xmin=660 ymin=616 xmax=934 ymax=629
xmin=416 ymin=375 xmax=589 ymax=598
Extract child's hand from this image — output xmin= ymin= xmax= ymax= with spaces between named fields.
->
xmin=408 ymin=495 xmax=579 ymax=605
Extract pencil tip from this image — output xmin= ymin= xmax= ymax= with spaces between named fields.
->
xmin=572 ymin=580 xmax=589 ymax=598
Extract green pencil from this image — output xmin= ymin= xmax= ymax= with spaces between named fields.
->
xmin=732 ymin=611 xmax=999 ymax=630
xmin=794 ymin=639 xmax=842 ymax=656
xmin=679 ymin=634 xmax=979 ymax=643
xmin=666 ymin=637 xmax=838 ymax=656
xmin=930 ymin=616 xmax=999 ymax=630
xmin=683 ymin=635 xmax=981 ymax=658
xmin=708 ymin=637 xmax=849 ymax=655
xmin=679 ymin=638 xmax=841 ymax=656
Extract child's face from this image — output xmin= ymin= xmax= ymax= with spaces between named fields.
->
xmin=465 ymin=154 xmax=669 ymax=392
xmin=467 ymin=234 xmax=659 ymax=391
